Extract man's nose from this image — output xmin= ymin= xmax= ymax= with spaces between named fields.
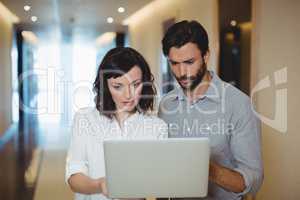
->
xmin=179 ymin=63 xmax=188 ymax=76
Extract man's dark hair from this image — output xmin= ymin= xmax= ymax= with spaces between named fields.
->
xmin=93 ymin=47 xmax=156 ymax=119
xmin=162 ymin=20 xmax=209 ymax=56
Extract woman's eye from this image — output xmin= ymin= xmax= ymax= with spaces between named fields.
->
xmin=112 ymin=85 xmax=122 ymax=90
xmin=134 ymin=82 xmax=141 ymax=88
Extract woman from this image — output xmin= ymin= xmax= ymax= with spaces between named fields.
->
xmin=65 ymin=47 xmax=167 ymax=200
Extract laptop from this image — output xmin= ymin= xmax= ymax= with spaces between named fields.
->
xmin=103 ymin=138 xmax=210 ymax=198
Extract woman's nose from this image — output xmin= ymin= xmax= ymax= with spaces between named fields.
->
xmin=124 ymin=86 xmax=132 ymax=99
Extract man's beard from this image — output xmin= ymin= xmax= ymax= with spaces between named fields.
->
xmin=175 ymin=62 xmax=207 ymax=92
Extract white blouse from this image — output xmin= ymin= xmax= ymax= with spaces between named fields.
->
xmin=65 ymin=107 xmax=168 ymax=200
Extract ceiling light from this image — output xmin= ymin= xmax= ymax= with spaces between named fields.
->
xmin=107 ymin=17 xmax=114 ymax=23
xmin=24 ymin=5 xmax=31 ymax=11
xmin=31 ymin=16 xmax=38 ymax=22
xmin=118 ymin=7 xmax=125 ymax=13
xmin=230 ymin=20 xmax=237 ymax=26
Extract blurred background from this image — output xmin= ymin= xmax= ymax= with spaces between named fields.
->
xmin=0 ymin=0 xmax=299 ymax=200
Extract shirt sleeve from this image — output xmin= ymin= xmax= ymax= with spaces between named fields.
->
xmin=230 ymin=98 xmax=264 ymax=196
xmin=65 ymin=111 xmax=90 ymax=185
xmin=157 ymin=97 xmax=166 ymax=120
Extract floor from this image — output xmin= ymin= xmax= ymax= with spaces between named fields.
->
xmin=0 ymin=119 xmax=74 ymax=200
xmin=33 ymin=125 xmax=73 ymax=200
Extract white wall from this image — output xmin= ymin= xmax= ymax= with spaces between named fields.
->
xmin=125 ymin=0 xmax=219 ymax=92
xmin=0 ymin=3 xmax=16 ymax=135
xmin=251 ymin=0 xmax=300 ymax=199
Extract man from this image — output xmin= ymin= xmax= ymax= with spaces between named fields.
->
xmin=158 ymin=20 xmax=263 ymax=200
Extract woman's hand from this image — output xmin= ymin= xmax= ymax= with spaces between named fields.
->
xmin=68 ymin=173 xmax=109 ymax=195
xmin=96 ymin=177 xmax=108 ymax=197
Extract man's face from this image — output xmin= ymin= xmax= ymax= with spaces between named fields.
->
xmin=168 ymin=42 xmax=208 ymax=91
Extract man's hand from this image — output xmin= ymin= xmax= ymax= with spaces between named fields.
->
xmin=209 ymin=161 xmax=246 ymax=193
xmin=96 ymin=177 xmax=108 ymax=197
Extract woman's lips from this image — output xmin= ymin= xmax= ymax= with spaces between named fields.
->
xmin=123 ymin=100 xmax=134 ymax=106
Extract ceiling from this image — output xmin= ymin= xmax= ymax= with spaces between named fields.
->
xmin=1 ymin=0 xmax=153 ymax=42
xmin=1 ymin=0 xmax=153 ymax=25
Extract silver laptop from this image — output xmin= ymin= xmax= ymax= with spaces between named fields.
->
xmin=103 ymin=138 xmax=210 ymax=198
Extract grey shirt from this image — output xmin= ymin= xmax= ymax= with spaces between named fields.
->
xmin=158 ymin=71 xmax=263 ymax=200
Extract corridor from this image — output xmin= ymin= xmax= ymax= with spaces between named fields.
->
xmin=0 ymin=0 xmax=299 ymax=200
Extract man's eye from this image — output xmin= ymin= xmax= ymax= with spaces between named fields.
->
xmin=185 ymin=61 xmax=194 ymax=65
xmin=169 ymin=61 xmax=177 ymax=65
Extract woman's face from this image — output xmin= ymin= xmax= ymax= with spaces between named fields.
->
xmin=107 ymin=65 xmax=143 ymax=113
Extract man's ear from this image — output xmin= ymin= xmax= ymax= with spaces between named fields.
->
xmin=203 ymin=50 xmax=210 ymax=65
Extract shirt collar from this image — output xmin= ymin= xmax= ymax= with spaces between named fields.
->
xmin=174 ymin=70 xmax=223 ymax=104
xmin=125 ymin=112 xmax=140 ymax=122
xmin=116 ymin=112 xmax=140 ymax=123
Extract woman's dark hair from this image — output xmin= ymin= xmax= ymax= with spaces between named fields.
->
xmin=162 ymin=20 xmax=209 ymax=56
xmin=93 ymin=47 xmax=156 ymax=119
